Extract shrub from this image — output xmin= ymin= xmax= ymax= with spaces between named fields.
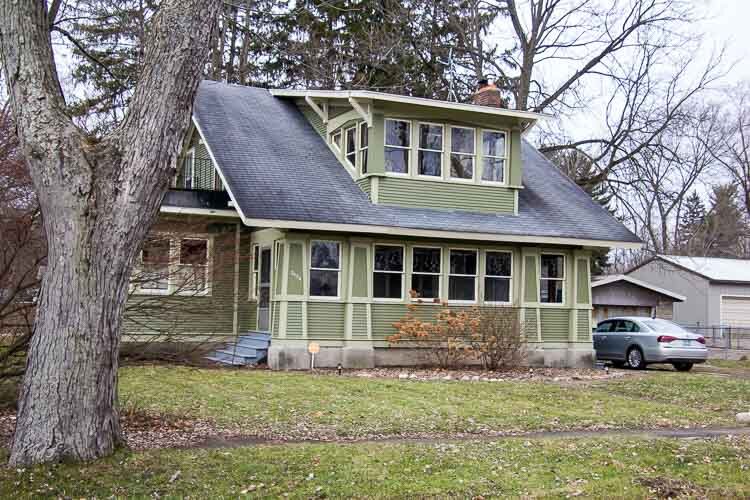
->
xmin=468 ymin=306 xmax=525 ymax=370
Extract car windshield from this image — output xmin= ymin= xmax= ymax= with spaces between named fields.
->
xmin=642 ymin=319 xmax=688 ymax=334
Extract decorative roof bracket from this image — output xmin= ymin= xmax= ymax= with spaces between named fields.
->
xmin=348 ymin=96 xmax=373 ymax=128
xmin=304 ymin=94 xmax=328 ymax=124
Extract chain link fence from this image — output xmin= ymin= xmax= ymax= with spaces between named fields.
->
xmin=680 ymin=324 xmax=750 ymax=355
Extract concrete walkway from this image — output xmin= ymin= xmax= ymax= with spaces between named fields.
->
xmin=196 ymin=426 xmax=750 ymax=450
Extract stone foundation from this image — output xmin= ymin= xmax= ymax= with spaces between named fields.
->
xmin=268 ymin=341 xmax=594 ymax=370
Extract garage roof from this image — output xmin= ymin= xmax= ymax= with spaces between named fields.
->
xmin=656 ymin=255 xmax=750 ymax=284
xmin=592 ymin=274 xmax=686 ymax=301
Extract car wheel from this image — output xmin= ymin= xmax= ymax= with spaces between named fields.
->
xmin=672 ymin=362 xmax=694 ymax=372
xmin=626 ymin=347 xmax=645 ymax=370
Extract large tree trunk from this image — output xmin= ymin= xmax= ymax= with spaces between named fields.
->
xmin=0 ymin=0 xmax=221 ymax=466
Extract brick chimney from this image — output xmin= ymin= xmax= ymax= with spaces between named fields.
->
xmin=471 ymin=79 xmax=506 ymax=108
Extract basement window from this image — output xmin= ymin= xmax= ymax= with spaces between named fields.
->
xmin=310 ymin=241 xmax=341 ymax=297
xmin=373 ymin=244 xmax=404 ymax=299
xmin=384 ymin=119 xmax=411 ymax=174
xmin=540 ymin=254 xmax=565 ymax=304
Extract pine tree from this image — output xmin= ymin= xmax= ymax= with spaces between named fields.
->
xmin=676 ymin=191 xmax=708 ymax=255
xmin=704 ymin=184 xmax=748 ymax=258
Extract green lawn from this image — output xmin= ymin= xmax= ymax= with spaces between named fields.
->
xmin=3 ymin=436 xmax=749 ymax=498
xmin=119 ymin=366 xmax=745 ymax=440
xmin=706 ymin=358 xmax=750 ymax=370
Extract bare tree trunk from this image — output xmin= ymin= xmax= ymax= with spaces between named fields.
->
xmin=0 ymin=0 xmax=220 ymax=466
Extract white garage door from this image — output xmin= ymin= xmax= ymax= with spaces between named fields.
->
xmin=721 ymin=296 xmax=750 ymax=327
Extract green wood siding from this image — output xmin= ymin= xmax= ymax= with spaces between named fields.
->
xmin=352 ymin=303 xmax=368 ymax=338
xmin=524 ymin=255 xmax=538 ymax=303
xmin=378 ymin=177 xmax=514 ymax=213
xmin=577 ymin=309 xmax=590 ymax=341
xmin=308 ymin=302 xmax=346 ymax=339
xmin=371 ymin=303 xmax=406 ymax=340
xmin=351 ymin=247 xmax=369 ymax=298
xmin=287 ymin=302 xmax=303 ymax=337
xmin=539 ymin=308 xmax=570 ymax=342
xmin=356 ymin=177 xmax=372 ymax=198
xmin=576 ymin=258 xmax=590 ymax=304
xmin=287 ymin=243 xmax=304 ymax=295
xmin=523 ymin=308 xmax=538 ymax=341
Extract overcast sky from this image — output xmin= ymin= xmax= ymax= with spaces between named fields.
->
xmin=701 ymin=0 xmax=750 ymax=83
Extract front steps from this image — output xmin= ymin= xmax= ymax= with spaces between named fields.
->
xmin=206 ymin=331 xmax=271 ymax=366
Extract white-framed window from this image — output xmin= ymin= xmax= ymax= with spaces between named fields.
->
xmin=373 ymin=244 xmax=404 ymax=299
xmin=481 ymin=130 xmax=507 ymax=184
xmin=384 ymin=119 xmax=411 ymax=174
xmin=331 ymin=130 xmax=342 ymax=153
xmin=449 ymin=126 xmax=475 ymax=181
xmin=135 ymin=235 xmax=211 ymax=296
xmin=176 ymin=238 xmax=210 ymax=293
xmin=417 ymin=122 xmax=443 ymax=178
xmin=359 ymin=122 xmax=369 ymax=174
xmin=183 ymin=148 xmax=195 ymax=189
xmin=249 ymin=244 xmax=260 ymax=300
xmin=448 ymin=249 xmax=477 ymax=302
xmin=411 ymin=246 xmax=441 ymax=300
xmin=484 ymin=251 xmax=512 ymax=304
xmin=344 ymin=126 xmax=357 ymax=168
xmin=309 ymin=240 xmax=341 ymax=298
xmin=540 ymin=254 xmax=565 ymax=304
xmin=139 ymin=236 xmax=171 ymax=293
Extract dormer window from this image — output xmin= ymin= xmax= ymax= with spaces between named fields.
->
xmin=385 ymin=119 xmax=411 ymax=174
xmin=418 ymin=123 xmax=443 ymax=177
xmin=450 ymin=126 xmax=475 ymax=180
xmin=481 ymin=130 xmax=507 ymax=184
xmin=344 ymin=126 xmax=357 ymax=168
xmin=331 ymin=131 xmax=342 ymax=152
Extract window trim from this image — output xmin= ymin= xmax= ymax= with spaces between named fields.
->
xmin=358 ymin=121 xmax=369 ymax=175
xmin=309 ymin=240 xmax=342 ymax=300
xmin=344 ymin=126 xmax=357 ymax=169
xmin=448 ymin=125 xmax=476 ymax=183
xmin=539 ymin=253 xmax=566 ymax=305
xmin=480 ymin=128 xmax=509 ymax=186
xmin=483 ymin=250 xmax=513 ymax=305
xmin=448 ymin=247 xmax=479 ymax=304
xmin=331 ymin=130 xmax=342 ymax=154
xmin=410 ymin=245 xmax=442 ymax=301
xmin=249 ymin=244 xmax=260 ymax=301
xmin=384 ymin=118 xmax=412 ymax=176
xmin=416 ymin=121 xmax=444 ymax=180
xmin=183 ymin=147 xmax=195 ymax=189
xmin=372 ymin=243 xmax=405 ymax=301
xmin=134 ymin=234 xmax=213 ymax=297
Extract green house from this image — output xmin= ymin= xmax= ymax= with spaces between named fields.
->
xmin=128 ymin=81 xmax=640 ymax=369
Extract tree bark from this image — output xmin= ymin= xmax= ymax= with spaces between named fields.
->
xmin=0 ymin=0 xmax=220 ymax=466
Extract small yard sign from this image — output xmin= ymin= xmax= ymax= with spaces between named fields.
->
xmin=308 ymin=342 xmax=320 ymax=370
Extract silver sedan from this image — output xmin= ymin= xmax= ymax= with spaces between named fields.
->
xmin=593 ymin=317 xmax=707 ymax=371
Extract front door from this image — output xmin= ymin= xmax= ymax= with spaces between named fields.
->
xmin=257 ymin=247 xmax=272 ymax=331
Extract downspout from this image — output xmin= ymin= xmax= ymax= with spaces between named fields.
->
xmin=231 ymin=222 xmax=241 ymax=363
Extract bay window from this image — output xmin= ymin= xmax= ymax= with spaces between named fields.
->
xmin=417 ymin=123 xmax=443 ymax=177
xmin=449 ymin=249 xmax=477 ymax=302
xmin=481 ymin=130 xmax=507 ymax=183
xmin=411 ymin=247 xmax=441 ymax=300
xmin=384 ymin=119 xmax=411 ymax=174
xmin=344 ymin=126 xmax=357 ymax=168
xmin=450 ymin=126 xmax=475 ymax=180
xmin=310 ymin=241 xmax=341 ymax=297
xmin=359 ymin=122 xmax=369 ymax=174
xmin=484 ymin=251 xmax=512 ymax=303
xmin=373 ymin=245 xmax=404 ymax=299
xmin=540 ymin=254 xmax=565 ymax=304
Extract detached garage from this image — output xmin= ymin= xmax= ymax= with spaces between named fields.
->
xmin=722 ymin=296 xmax=750 ymax=328
xmin=591 ymin=274 xmax=685 ymax=325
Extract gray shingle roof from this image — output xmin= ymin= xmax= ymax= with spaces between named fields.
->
xmin=192 ymin=81 xmax=640 ymax=245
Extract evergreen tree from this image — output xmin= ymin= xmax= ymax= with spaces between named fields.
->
xmin=676 ymin=191 xmax=708 ymax=255
xmin=704 ymin=183 xmax=748 ymax=258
